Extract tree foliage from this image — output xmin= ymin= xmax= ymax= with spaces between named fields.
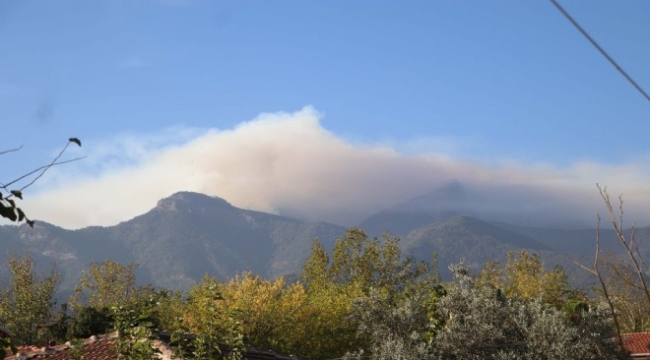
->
xmin=435 ymin=262 xmax=625 ymax=360
xmin=173 ymin=275 xmax=244 ymax=360
xmin=302 ymin=229 xmax=440 ymax=360
xmin=69 ymin=260 xmax=149 ymax=312
xmin=0 ymin=254 xmax=59 ymax=345
xmin=111 ymin=295 xmax=161 ymax=360
xmin=477 ymin=251 xmax=576 ymax=309
xmin=220 ymin=273 xmax=306 ymax=353
xmin=343 ymin=288 xmax=436 ymax=360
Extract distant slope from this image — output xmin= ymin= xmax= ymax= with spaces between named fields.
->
xmin=488 ymin=222 xmax=622 ymax=255
xmin=359 ymin=180 xmax=471 ymax=237
xmin=402 ymin=216 xmax=555 ymax=276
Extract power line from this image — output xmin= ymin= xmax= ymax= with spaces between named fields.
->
xmin=549 ymin=0 xmax=650 ymax=103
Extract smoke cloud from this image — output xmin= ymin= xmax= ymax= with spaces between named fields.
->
xmin=21 ymin=107 xmax=650 ymax=229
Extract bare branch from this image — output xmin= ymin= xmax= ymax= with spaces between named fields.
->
xmin=619 ymin=194 xmax=624 ymax=238
xmin=1 ymin=156 xmax=86 ymax=192
xmin=629 ymin=227 xmax=649 ymax=273
xmin=597 ymin=184 xmax=650 ymax=306
xmin=1 ymin=137 xmax=84 ymax=191
xmin=0 ymin=145 xmax=23 ymax=156
xmin=0 ymin=138 xmax=83 ymax=226
xmin=19 ymin=156 xmax=86 ymax=193
xmin=573 ymin=260 xmax=597 ymax=276
xmin=610 ymin=262 xmax=644 ymax=290
xmin=592 ymin=213 xmax=624 ymax=351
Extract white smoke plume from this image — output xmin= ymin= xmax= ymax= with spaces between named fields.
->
xmin=20 ymin=106 xmax=650 ymax=229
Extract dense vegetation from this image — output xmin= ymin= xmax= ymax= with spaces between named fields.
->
xmin=0 ymin=227 xmax=635 ymax=359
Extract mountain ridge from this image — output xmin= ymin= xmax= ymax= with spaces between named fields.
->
xmin=0 ymin=187 xmax=643 ymax=295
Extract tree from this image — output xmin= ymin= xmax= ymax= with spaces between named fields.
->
xmin=301 ymin=229 xmax=440 ymax=360
xmin=173 ymin=275 xmax=244 ymax=360
xmin=477 ymin=251 xmax=575 ymax=309
xmin=343 ymin=288 xmax=435 ymax=360
xmin=597 ymin=255 xmax=650 ymax=332
xmin=66 ymin=306 xmax=113 ymax=339
xmin=220 ymin=272 xmax=306 ymax=354
xmin=0 ymin=138 xmax=82 ymax=227
xmin=111 ymin=295 xmax=161 ymax=360
xmin=305 ymin=229 xmax=433 ymax=297
xmin=577 ymin=185 xmax=650 ymax=349
xmin=435 ymin=262 xmax=625 ymax=360
xmin=69 ymin=260 xmax=149 ymax=312
xmin=0 ymin=254 xmax=59 ymax=345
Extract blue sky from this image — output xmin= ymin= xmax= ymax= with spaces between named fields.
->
xmin=1 ymin=1 xmax=649 ymax=228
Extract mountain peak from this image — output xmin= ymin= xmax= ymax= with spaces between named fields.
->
xmin=391 ymin=180 xmax=469 ymax=213
xmin=155 ymin=191 xmax=232 ymax=212
xmin=358 ymin=181 xmax=472 ymax=236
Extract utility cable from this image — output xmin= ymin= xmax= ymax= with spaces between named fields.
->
xmin=549 ymin=0 xmax=650 ymax=103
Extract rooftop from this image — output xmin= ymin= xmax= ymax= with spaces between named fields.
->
xmin=3 ymin=332 xmax=296 ymax=360
xmin=622 ymin=332 xmax=650 ymax=358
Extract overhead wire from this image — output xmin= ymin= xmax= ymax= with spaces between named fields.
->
xmin=549 ymin=0 xmax=650 ymax=103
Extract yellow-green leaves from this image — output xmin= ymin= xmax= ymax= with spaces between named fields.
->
xmin=0 ymin=255 xmax=59 ymax=345
xmin=477 ymin=251 xmax=571 ymax=308
xmin=69 ymin=260 xmax=142 ymax=312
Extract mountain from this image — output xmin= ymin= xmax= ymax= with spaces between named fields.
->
xmin=359 ymin=180 xmax=471 ymax=236
xmin=488 ymin=222 xmax=620 ymax=256
xmin=401 ymin=215 xmax=565 ymax=278
xmin=356 ymin=181 xmax=645 ymax=286
xmin=0 ymin=192 xmax=346 ymax=294
xmin=1 ymin=186 xmax=647 ymax=297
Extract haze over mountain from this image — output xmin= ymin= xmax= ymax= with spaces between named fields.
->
xmin=359 ymin=180 xmax=599 ymax=236
xmin=0 ymin=182 xmax=644 ymax=296
xmin=360 ymin=181 xmax=472 ymax=236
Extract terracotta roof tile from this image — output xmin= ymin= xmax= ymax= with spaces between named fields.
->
xmin=4 ymin=333 xmax=298 ymax=360
xmin=622 ymin=332 xmax=650 ymax=356
xmin=4 ymin=333 xmax=117 ymax=360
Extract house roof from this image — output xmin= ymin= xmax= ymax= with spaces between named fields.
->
xmin=3 ymin=333 xmax=297 ymax=360
xmin=622 ymin=332 xmax=650 ymax=356
xmin=4 ymin=333 xmax=119 ymax=360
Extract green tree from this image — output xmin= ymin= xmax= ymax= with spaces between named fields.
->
xmin=66 ymin=306 xmax=113 ymax=339
xmin=69 ymin=260 xmax=148 ymax=312
xmin=0 ymin=254 xmax=59 ymax=345
xmin=306 ymin=229 xmax=432 ymax=297
xmin=477 ymin=251 xmax=574 ymax=308
xmin=0 ymin=337 xmax=15 ymax=360
xmin=220 ymin=273 xmax=304 ymax=353
xmin=174 ymin=275 xmax=244 ymax=360
xmin=301 ymin=229 xmax=439 ymax=359
xmin=111 ymin=295 xmax=161 ymax=360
